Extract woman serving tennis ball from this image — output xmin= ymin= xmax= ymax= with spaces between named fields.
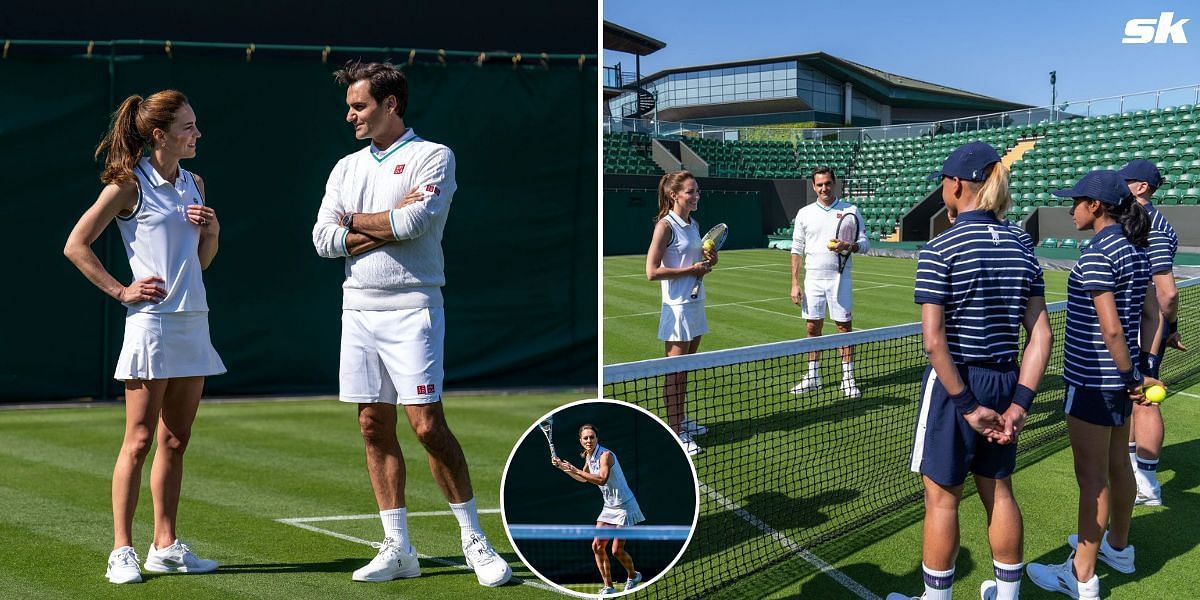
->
xmin=552 ymin=424 xmax=645 ymax=595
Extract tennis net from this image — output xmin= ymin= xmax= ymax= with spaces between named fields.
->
xmin=603 ymin=277 xmax=1200 ymax=600
xmin=508 ymin=524 xmax=691 ymax=590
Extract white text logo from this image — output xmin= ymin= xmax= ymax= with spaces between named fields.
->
xmin=1123 ymin=12 xmax=1189 ymax=44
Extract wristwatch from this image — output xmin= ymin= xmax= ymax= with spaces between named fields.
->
xmin=340 ymin=212 xmax=355 ymax=229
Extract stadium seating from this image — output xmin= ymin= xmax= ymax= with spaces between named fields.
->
xmin=603 ymin=132 xmax=662 ymax=175
xmin=605 ymin=102 xmax=1200 ymax=245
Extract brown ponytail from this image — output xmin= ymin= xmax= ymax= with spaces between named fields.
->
xmin=95 ymin=90 xmax=190 ymax=184
xmin=654 ymin=170 xmax=695 ymax=222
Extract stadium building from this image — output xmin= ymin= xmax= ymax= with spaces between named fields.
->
xmin=604 ymin=21 xmax=1200 ymax=257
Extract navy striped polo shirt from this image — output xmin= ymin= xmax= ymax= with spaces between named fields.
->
xmin=1142 ymin=202 xmax=1177 ymax=275
xmin=915 ymin=210 xmax=1046 ymax=363
xmin=1004 ymin=219 xmax=1035 ymax=251
xmin=1063 ymin=224 xmax=1151 ymax=389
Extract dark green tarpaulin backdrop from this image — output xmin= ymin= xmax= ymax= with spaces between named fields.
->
xmin=0 ymin=55 xmax=596 ymax=400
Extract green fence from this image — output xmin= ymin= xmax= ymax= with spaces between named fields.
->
xmin=0 ymin=52 xmax=596 ymax=400
xmin=603 ymin=188 xmax=765 ymax=256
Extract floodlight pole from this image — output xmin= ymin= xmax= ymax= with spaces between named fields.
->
xmin=1050 ymin=71 xmax=1057 ymax=121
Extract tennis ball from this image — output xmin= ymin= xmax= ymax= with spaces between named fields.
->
xmin=703 ymin=240 xmax=715 ymax=251
xmin=1145 ymin=384 xmax=1166 ymax=404
xmin=827 ymin=240 xmax=838 ymax=250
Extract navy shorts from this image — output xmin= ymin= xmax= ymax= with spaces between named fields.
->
xmin=1064 ymin=386 xmax=1132 ymax=427
xmin=910 ymin=363 xmax=1018 ymax=487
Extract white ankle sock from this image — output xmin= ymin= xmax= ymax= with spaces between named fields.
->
xmin=993 ymin=560 xmax=1022 ymax=600
xmin=449 ymin=497 xmax=484 ymax=542
xmin=380 ymin=507 xmax=409 ymax=549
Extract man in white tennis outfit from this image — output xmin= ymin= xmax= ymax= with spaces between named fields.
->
xmin=311 ymin=61 xmax=510 ymax=587
xmin=789 ymin=167 xmax=869 ymax=398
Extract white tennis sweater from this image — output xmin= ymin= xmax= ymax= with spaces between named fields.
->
xmin=312 ymin=129 xmax=457 ymax=310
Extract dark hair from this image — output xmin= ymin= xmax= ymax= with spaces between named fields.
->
xmin=655 ymin=170 xmax=696 ymax=222
xmin=333 ymin=60 xmax=408 ymax=118
xmin=1106 ymin=196 xmax=1150 ymax=248
xmin=94 ymin=90 xmax=189 ymax=184
xmin=578 ymin=423 xmax=598 ymax=458
xmin=811 ymin=166 xmax=837 ymax=182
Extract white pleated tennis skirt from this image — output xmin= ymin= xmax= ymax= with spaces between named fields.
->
xmin=597 ymin=501 xmax=645 ymax=527
xmin=114 ymin=312 xmax=226 ymax=381
xmin=657 ymin=302 xmax=708 ymax=342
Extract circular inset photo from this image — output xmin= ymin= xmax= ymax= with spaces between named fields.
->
xmin=501 ymin=399 xmax=699 ymax=598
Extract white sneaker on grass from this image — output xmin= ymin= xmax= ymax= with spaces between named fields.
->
xmin=1134 ymin=473 xmax=1162 ymax=506
xmin=884 ymin=593 xmax=924 ymax=600
xmin=352 ymin=537 xmax=421 ymax=582
xmin=841 ymin=376 xmax=862 ymax=398
xmin=1067 ymin=531 xmax=1135 ymax=574
xmin=681 ymin=417 xmax=708 ymax=436
xmin=678 ymin=431 xmax=703 ymax=455
xmin=106 ymin=546 xmax=142 ymax=584
xmin=143 ymin=539 xmax=217 ymax=574
xmin=624 ymin=570 xmax=643 ymax=591
xmin=980 ymin=579 xmax=997 ymax=600
xmin=463 ymin=534 xmax=511 ymax=587
xmin=1027 ymin=554 xmax=1100 ymax=599
xmin=790 ymin=374 xmax=821 ymax=394
xmin=599 ymin=586 xmax=619 ymax=595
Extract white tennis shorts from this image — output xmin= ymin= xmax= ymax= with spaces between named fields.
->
xmin=114 ymin=312 xmax=226 ymax=381
xmin=339 ymin=307 xmax=444 ymax=405
xmin=802 ymin=274 xmax=852 ymax=322
xmin=597 ymin=501 xmax=645 ymax=527
xmin=657 ymin=302 xmax=708 ymax=342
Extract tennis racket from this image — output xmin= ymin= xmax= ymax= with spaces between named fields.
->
xmin=538 ymin=418 xmax=557 ymax=460
xmin=835 ymin=212 xmax=860 ymax=274
xmin=690 ymin=223 xmax=728 ymax=299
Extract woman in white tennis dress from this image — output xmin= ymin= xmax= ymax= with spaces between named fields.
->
xmin=645 ymin=170 xmax=716 ymax=456
xmin=552 ymin=424 xmax=645 ymax=594
xmin=64 ymin=90 xmax=224 ymax=585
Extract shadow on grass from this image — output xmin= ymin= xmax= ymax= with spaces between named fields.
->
xmin=1024 ymin=437 xmax=1200 ymax=597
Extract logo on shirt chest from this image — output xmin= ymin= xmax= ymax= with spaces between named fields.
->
xmin=393 ymin=164 xmax=406 ymax=175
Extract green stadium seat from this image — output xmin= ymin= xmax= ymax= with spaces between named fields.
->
xmin=1041 ymin=237 xmax=1059 ymax=248
xmin=1079 ymin=239 xmax=1091 ymax=250
xmin=1061 ymin=239 xmax=1078 ymax=249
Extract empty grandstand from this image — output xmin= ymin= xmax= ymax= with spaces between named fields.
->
xmin=604 ymin=84 xmax=1200 ymax=257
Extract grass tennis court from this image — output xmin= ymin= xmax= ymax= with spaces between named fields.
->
xmin=605 ymin=249 xmax=1069 ymax=365
xmin=604 ymin=249 xmax=1200 ymax=599
xmin=0 ymin=392 xmax=582 ymax=599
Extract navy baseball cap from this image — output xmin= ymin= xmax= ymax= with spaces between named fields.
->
xmin=927 ymin=141 xmax=1001 ymax=182
xmin=1117 ymin=159 xmax=1164 ymax=188
xmin=1052 ymin=170 xmax=1132 ymax=206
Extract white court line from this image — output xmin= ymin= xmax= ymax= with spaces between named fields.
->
xmin=1174 ymin=390 xmax=1200 ymax=400
xmin=700 ymin=483 xmax=879 ymax=600
xmin=606 ymin=263 xmax=785 ymax=279
xmin=605 ymin=284 xmax=898 ymax=320
xmin=275 ymin=512 xmax=557 ymax=593
xmin=287 ymin=509 xmax=502 ymax=523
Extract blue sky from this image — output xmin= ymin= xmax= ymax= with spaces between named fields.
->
xmin=604 ymin=0 xmax=1200 ymax=110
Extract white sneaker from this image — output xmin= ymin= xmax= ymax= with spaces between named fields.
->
xmin=624 ymin=571 xmax=643 ymax=591
xmin=884 ymin=593 xmax=924 ymax=600
xmin=352 ymin=537 xmax=421 ymax=582
xmin=106 ymin=546 xmax=142 ymax=584
xmin=1134 ymin=469 xmax=1162 ymax=506
xmin=143 ymin=539 xmax=218 ymax=574
xmin=599 ymin=586 xmax=619 ymax=595
xmin=1027 ymin=554 xmax=1100 ymax=599
xmin=678 ymin=432 xmax=703 ymax=455
xmin=980 ymin=579 xmax=997 ymax=600
xmin=1067 ymin=531 xmax=1136 ymax=574
xmin=790 ymin=374 xmax=821 ymax=394
xmin=681 ymin=417 xmax=708 ymax=436
xmin=840 ymin=376 xmax=862 ymax=398
xmin=462 ymin=534 xmax=511 ymax=587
